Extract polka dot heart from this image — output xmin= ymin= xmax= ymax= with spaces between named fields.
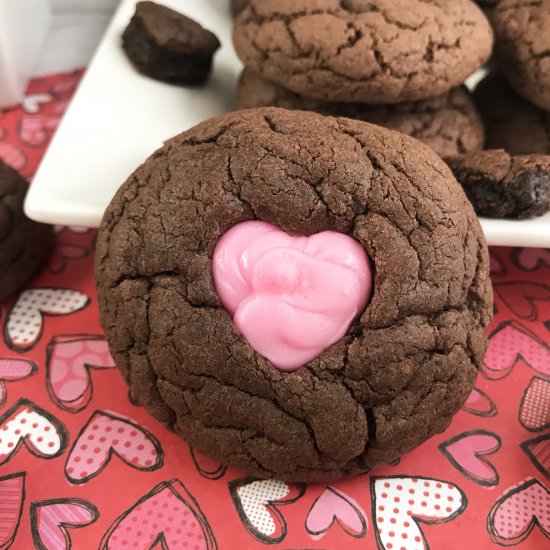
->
xmin=372 ymin=476 xmax=466 ymax=550
xmin=488 ymin=478 xmax=550 ymax=545
xmin=64 ymin=411 xmax=163 ymax=484
xmin=0 ymin=399 xmax=67 ymax=465
xmin=6 ymin=289 xmax=89 ymax=351
xmin=483 ymin=321 xmax=550 ymax=379
xmin=519 ymin=376 xmax=550 ymax=431
xmin=0 ymin=358 xmax=36 ymax=407
xmin=100 ymin=479 xmax=216 ymax=550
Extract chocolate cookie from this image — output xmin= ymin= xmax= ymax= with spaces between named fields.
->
xmin=231 ymin=0 xmax=249 ymax=18
xmin=237 ymin=69 xmax=485 ymax=158
xmin=447 ymin=149 xmax=550 ymax=219
xmin=96 ymin=108 xmax=492 ymax=482
xmin=233 ymin=0 xmax=494 ymax=104
xmin=475 ymin=75 xmax=550 ymax=155
xmin=122 ymin=1 xmax=221 ymax=85
xmin=0 ymin=160 xmax=53 ymax=301
xmin=492 ymin=0 xmax=550 ymax=111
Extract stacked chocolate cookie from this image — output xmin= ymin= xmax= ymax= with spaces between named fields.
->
xmin=232 ymin=0 xmax=493 ymax=159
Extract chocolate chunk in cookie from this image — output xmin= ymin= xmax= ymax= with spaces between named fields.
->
xmin=231 ymin=0 xmax=249 ymax=18
xmin=0 ymin=160 xmax=53 ymax=301
xmin=474 ymin=75 xmax=550 ymax=155
xmin=233 ymin=0 xmax=494 ymax=104
xmin=122 ymin=1 xmax=221 ymax=85
xmin=492 ymin=0 xmax=550 ymax=111
xmin=446 ymin=149 xmax=550 ymax=219
xmin=237 ymin=69 xmax=485 ymax=158
xmin=96 ymin=108 xmax=492 ymax=482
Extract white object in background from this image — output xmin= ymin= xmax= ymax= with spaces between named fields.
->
xmin=0 ymin=0 xmax=51 ymax=108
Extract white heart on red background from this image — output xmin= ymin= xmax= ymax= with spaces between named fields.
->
xmin=64 ymin=411 xmax=163 ymax=484
xmin=0 ymin=358 xmax=36 ymax=407
xmin=488 ymin=478 xmax=549 ymax=545
xmin=46 ymin=335 xmax=115 ymax=413
xmin=0 ymin=472 xmax=25 ymax=549
xmin=229 ymin=477 xmax=306 ymax=544
xmin=30 ymin=498 xmax=99 ymax=550
xmin=0 ymin=399 xmax=67 ymax=465
xmin=371 ymin=476 xmax=467 ymax=550
xmin=519 ymin=376 xmax=550 ymax=432
xmin=5 ymin=289 xmax=89 ymax=352
xmin=100 ymin=479 xmax=216 ymax=550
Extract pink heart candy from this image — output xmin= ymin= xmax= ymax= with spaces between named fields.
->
xmin=212 ymin=221 xmax=372 ymax=371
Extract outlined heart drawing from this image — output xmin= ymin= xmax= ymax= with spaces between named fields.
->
xmin=47 ymin=244 xmax=88 ymax=275
xmin=64 ymin=410 xmax=163 ymax=484
xmin=512 ymin=248 xmax=550 ymax=272
xmin=462 ymin=387 xmax=497 ymax=417
xmin=0 ymin=472 xmax=25 ymax=550
xmin=5 ymin=289 xmax=89 ymax=352
xmin=439 ymin=430 xmax=501 ymax=486
xmin=30 ymin=498 xmax=99 ymax=550
xmin=305 ymin=486 xmax=367 ymax=540
xmin=229 ymin=477 xmax=306 ymax=544
xmin=100 ymin=479 xmax=216 ymax=550
xmin=493 ymin=281 xmax=550 ymax=321
xmin=482 ymin=321 xmax=550 ymax=379
xmin=189 ymin=448 xmax=227 ymax=481
xmin=0 ymin=398 xmax=67 ymax=466
xmin=371 ymin=476 xmax=467 ymax=550
xmin=490 ymin=252 xmax=507 ymax=276
xmin=519 ymin=376 xmax=550 ymax=432
xmin=520 ymin=434 xmax=550 ymax=479
xmin=487 ymin=478 xmax=549 ymax=545
xmin=46 ymin=335 xmax=115 ymax=412
xmin=0 ymin=358 xmax=37 ymax=407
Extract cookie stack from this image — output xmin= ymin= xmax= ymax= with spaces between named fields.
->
xmin=232 ymin=0 xmax=493 ymax=159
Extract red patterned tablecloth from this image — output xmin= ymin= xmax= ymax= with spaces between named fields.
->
xmin=0 ymin=71 xmax=548 ymax=550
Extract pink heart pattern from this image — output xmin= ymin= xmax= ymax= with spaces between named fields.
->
xmin=30 ymin=498 xmax=99 ymax=550
xmin=488 ymin=478 xmax=549 ymax=545
xmin=0 ymin=143 xmax=27 ymax=172
xmin=490 ymin=252 xmax=506 ymax=275
xmin=46 ymin=335 xmax=115 ymax=412
xmin=482 ymin=321 xmax=550 ymax=379
xmin=462 ymin=387 xmax=497 ymax=417
xmin=305 ymin=486 xmax=367 ymax=540
xmin=5 ymin=289 xmax=89 ymax=351
xmin=521 ymin=434 xmax=550 ymax=479
xmin=18 ymin=115 xmax=59 ymax=146
xmin=372 ymin=476 xmax=466 ymax=550
xmin=229 ymin=477 xmax=305 ymax=544
xmin=100 ymin=479 xmax=216 ymax=550
xmin=439 ymin=431 xmax=501 ymax=486
xmin=519 ymin=377 xmax=550 ymax=431
xmin=0 ymin=399 xmax=67 ymax=466
xmin=0 ymin=472 xmax=25 ymax=550
xmin=513 ymin=248 xmax=550 ymax=272
xmin=494 ymin=282 xmax=550 ymax=321
xmin=65 ymin=411 xmax=163 ymax=483
xmin=0 ymin=358 xmax=36 ymax=407
xmin=47 ymin=244 xmax=88 ymax=274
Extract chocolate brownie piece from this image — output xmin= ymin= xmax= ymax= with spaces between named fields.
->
xmin=96 ymin=108 xmax=492 ymax=482
xmin=492 ymin=0 xmax=550 ymax=111
xmin=446 ymin=149 xmax=550 ymax=219
xmin=0 ymin=160 xmax=53 ymax=301
xmin=122 ymin=1 xmax=221 ymax=85
xmin=475 ymin=75 xmax=550 ymax=155
xmin=237 ymin=69 xmax=485 ymax=158
xmin=233 ymin=0 xmax=494 ymax=104
xmin=231 ymin=0 xmax=249 ymax=18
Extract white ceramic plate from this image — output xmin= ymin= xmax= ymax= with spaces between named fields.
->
xmin=25 ymin=0 xmax=550 ymax=247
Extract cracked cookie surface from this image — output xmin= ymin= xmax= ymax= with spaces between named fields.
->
xmin=0 ymin=160 xmax=53 ymax=301
xmin=95 ymin=108 xmax=492 ymax=482
xmin=447 ymin=149 xmax=550 ymax=219
xmin=233 ymin=0 xmax=494 ymax=104
xmin=492 ymin=0 xmax=550 ymax=111
xmin=237 ymin=68 xmax=485 ymax=158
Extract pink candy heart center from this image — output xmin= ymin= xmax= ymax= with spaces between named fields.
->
xmin=212 ymin=221 xmax=372 ymax=371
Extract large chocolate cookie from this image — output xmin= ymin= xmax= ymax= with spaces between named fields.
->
xmin=0 ymin=160 xmax=53 ymax=301
xmin=95 ymin=108 xmax=492 ymax=482
xmin=492 ymin=0 xmax=550 ymax=111
xmin=233 ymin=0 xmax=494 ymax=104
xmin=237 ymin=69 xmax=485 ymax=158
xmin=447 ymin=149 xmax=550 ymax=219
xmin=475 ymin=75 xmax=550 ymax=155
